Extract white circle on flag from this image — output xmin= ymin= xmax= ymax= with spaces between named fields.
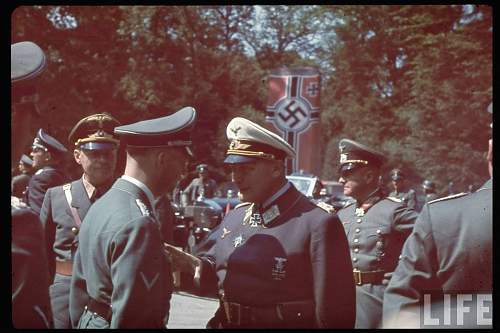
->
xmin=275 ymin=98 xmax=311 ymax=132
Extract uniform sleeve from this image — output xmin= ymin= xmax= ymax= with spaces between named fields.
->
xmin=195 ymin=226 xmax=220 ymax=294
xmin=310 ymin=214 xmax=355 ymax=328
xmin=109 ymin=217 xmax=172 ymax=328
xmin=69 ymin=247 xmax=89 ymax=328
xmin=406 ymin=190 xmax=417 ymax=210
xmin=27 ymin=171 xmax=61 ymax=215
xmin=382 ymin=204 xmax=440 ymax=328
xmin=40 ymin=189 xmax=56 ymax=282
xmin=12 ymin=208 xmax=53 ymax=328
xmin=392 ymin=203 xmax=419 ymax=236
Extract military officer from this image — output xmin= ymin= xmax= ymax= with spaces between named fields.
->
xmin=39 ymin=113 xmax=120 ymax=328
xmin=183 ymin=163 xmax=217 ymax=202
xmin=383 ymin=103 xmax=492 ymax=328
xmin=26 ymin=128 xmax=68 ymax=214
xmin=166 ymin=117 xmax=356 ymax=328
xmin=11 ymin=154 xmax=34 ymax=199
xmin=388 ymin=168 xmax=417 ymax=209
xmin=69 ymin=107 xmax=197 ymax=328
xmin=422 ymin=179 xmax=438 ymax=203
xmin=11 ymin=41 xmax=53 ymax=328
xmin=336 ymin=139 xmax=419 ymax=328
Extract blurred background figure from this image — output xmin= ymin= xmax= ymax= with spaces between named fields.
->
xmin=183 ymin=163 xmax=217 ymax=203
xmin=11 ymin=154 xmax=34 ymax=200
xmin=26 ymin=128 xmax=69 ymax=214
xmin=388 ymin=168 xmax=417 ymax=209
xmin=422 ymin=179 xmax=438 ymax=204
xmin=12 ymin=40 xmax=53 ymax=328
xmin=447 ymin=181 xmax=456 ymax=195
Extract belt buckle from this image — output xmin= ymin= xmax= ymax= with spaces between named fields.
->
xmin=353 ymin=269 xmax=362 ymax=285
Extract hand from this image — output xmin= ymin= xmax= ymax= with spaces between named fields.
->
xmin=382 ymin=272 xmax=393 ymax=286
xmin=163 ymin=243 xmax=201 ymax=277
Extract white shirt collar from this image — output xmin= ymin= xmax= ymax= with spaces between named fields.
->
xmin=121 ymin=175 xmax=156 ymax=210
xmin=262 ymin=182 xmax=291 ymax=210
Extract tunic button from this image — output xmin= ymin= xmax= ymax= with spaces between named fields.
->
xmin=352 ymin=257 xmax=358 ymax=262
xmin=353 ymin=248 xmax=359 ymax=253
xmin=376 ymin=229 xmax=382 ymax=235
xmin=353 ymin=238 xmax=359 ymax=243
xmin=356 ymin=218 xmax=362 ymax=223
xmin=355 ymin=228 xmax=361 ymax=233
xmin=376 ymin=241 xmax=383 ymax=247
xmin=71 ymin=227 xmax=79 ymax=235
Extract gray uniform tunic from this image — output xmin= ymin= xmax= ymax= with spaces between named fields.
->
xmin=40 ymin=178 xmax=108 ymax=328
xmin=383 ymin=179 xmax=492 ymax=328
xmin=69 ymin=178 xmax=172 ymax=328
xmin=338 ymin=190 xmax=418 ymax=328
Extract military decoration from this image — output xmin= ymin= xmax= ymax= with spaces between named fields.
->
xmin=262 ymin=205 xmax=280 ymax=226
xmin=233 ymin=234 xmax=244 ymax=248
xmin=271 ymin=257 xmax=287 ymax=280
xmin=249 ymin=213 xmax=262 ymax=227
xmin=355 ymin=207 xmax=365 ymax=217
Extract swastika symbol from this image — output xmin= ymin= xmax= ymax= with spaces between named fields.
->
xmin=278 ymin=100 xmax=307 ymax=129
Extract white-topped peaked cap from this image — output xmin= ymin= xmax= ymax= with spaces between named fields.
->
xmin=11 ymin=41 xmax=47 ymax=83
xmin=224 ymin=117 xmax=296 ymax=164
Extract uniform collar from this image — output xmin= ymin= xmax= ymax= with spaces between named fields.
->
xmin=261 ymin=181 xmax=291 ymax=211
xmin=357 ymin=187 xmax=383 ymax=211
xmin=81 ymin=174 xmax=98 ymax=199
xmin=121 ymin=175 xmax=156 ymax=210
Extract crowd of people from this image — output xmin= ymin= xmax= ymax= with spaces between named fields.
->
xmin=12 ymin=41 xmax=492 ymax=329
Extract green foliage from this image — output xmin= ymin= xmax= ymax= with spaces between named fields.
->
xmin=11 ymin=5 xmax=492 ymax=192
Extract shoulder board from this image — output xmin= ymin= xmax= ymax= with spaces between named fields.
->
xmin=35 ymin=168 xmax=44 ymax=175
xmin=11 ymin=196 xmax=27 ymax=210
xmin=386 ymin=196 xmax=402 ymax=203
xmin=315 ymin=201 xmax=336 ymax=214
xmin=234 ymin=202 xmax=252 ymax=209
xmin=428 ymin=192 xmax=468 ymax=204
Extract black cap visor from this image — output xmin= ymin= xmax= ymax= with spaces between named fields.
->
xmin=224 ymin=154 xmax=259 ymax=164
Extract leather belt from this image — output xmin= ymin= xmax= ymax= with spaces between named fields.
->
xmin=55 ymin=260 xmax=73 ymax=276
xmin=86 ymin=297 xmax=112 ymax=322
xmin=222 ymin=300 xmax=313 ymax=327
xmin=353 ymin=269 xmax=385 ymax=285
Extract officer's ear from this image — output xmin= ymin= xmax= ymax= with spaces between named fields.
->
xmin=45 ymin=151 xmax=52 ymax=162
xmin=73 ymin=149 xmax=82 ymax=165
xmin=363 ymin=167 xmax=377 ymax=185
xmin=270 ymin=160 xmax=284 ymax=179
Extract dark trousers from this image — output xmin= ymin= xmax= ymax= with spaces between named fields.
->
xmin=49 ymin=274 xmax=72 ymax=329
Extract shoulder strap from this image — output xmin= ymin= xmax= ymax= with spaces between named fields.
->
xmin=63 ymin=183 xmax=82 ymax=227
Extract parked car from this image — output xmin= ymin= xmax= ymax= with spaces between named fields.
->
xmin=172 ymin=191 xmax=241 ymax=253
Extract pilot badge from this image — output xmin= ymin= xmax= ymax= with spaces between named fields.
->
xmin=262 ymin=205 xmax=280 ymax=226
xmin=233 ymin=234 xmax=244 ymax=248
xmin=272 ymin=257 xmax=287 ymax=280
